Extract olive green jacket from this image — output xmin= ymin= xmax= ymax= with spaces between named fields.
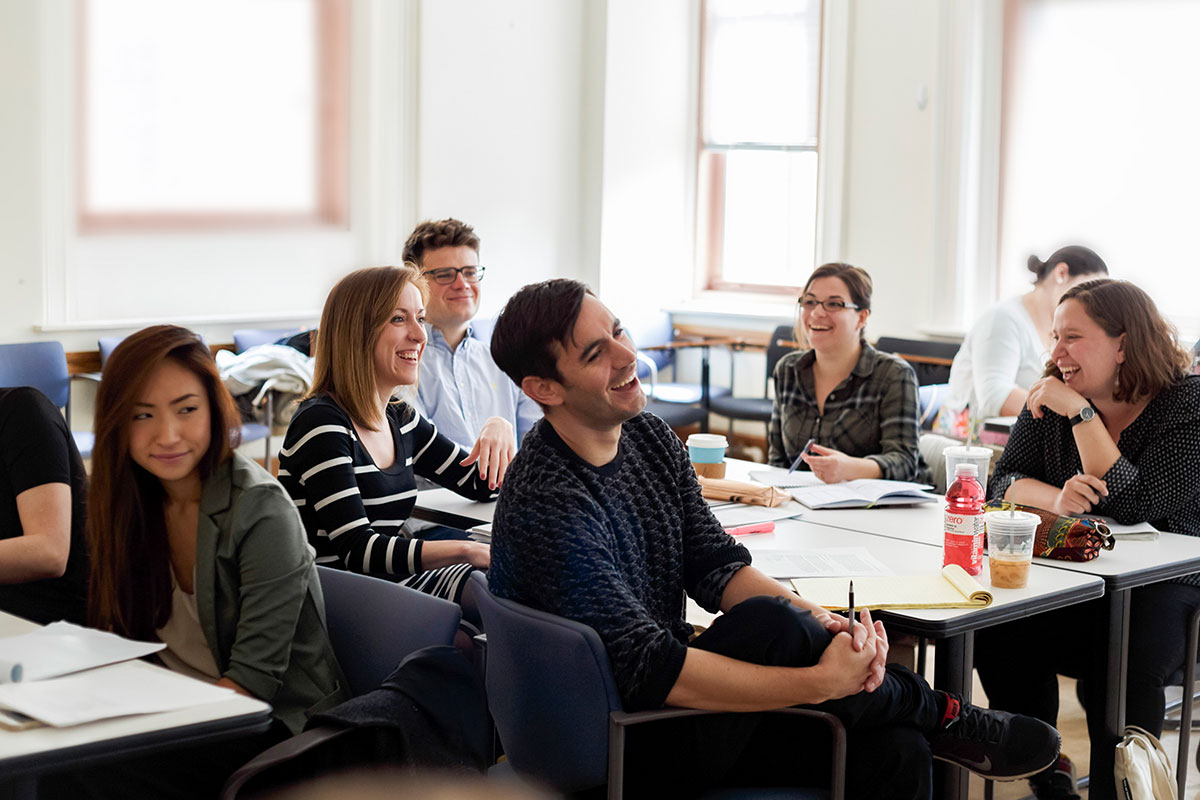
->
xmin=195 ymin=453 xmax=350 ymax=733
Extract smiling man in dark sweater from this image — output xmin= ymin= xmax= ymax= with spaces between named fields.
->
xmin=487 ymin=279 xmax=1059 ymax=799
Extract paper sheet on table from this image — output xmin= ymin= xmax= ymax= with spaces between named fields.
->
xmin=791 ymin=564 xmax=993 ymax=610
xmin=1086 ymin=516 xmax=1159 ymax=541
xmin=0 ymin=663 xmax=233 ymax=727
xmin=752 ymin=547 xmax=894 ymax=579
xmin=712 ymin=503 xmax=804 ymax=527
xmin=0 ymin=622 xmax=164 ymax=685
xmin=748 ymin=468 xmax=824 ymax=489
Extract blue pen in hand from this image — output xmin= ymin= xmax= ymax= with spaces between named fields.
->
xmin=786 ymin=438 xmax=816 ymax=474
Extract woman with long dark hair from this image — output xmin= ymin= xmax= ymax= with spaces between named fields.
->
xmin=77 ymin=325 xmax=348 ymax=798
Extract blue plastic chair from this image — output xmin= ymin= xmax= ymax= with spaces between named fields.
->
xmin=316 ymin=566 xmax=462 ymax=696
xmin=709 ymin=325 xmax=798 ymax=434
xmin=469 ymin=572 xmax=845 ymax=799
xmin=629 ymin=314 xmax=731 ymax=433
xmin=98 ymin=335 xmax=273 ymax=467
xmin=0 ymin=341 xmax=94 ymax=458
xmin=232 ymin=328 xmax=302 ymax=354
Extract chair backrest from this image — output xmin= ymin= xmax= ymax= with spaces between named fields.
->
xmin=470 ymin=571 xmax=621 ymax=793
xmin=874 ymin=336 xmax=960 ymax=386
xmin=628 ymin=314 xmax=676 ymax=375
xmin=0 ymin=342 xmax=70 ymax=408
xmin=765 ymin=324 xmax=799 ymax=390
xmin=316 ymin=566 xmax=462 ymax=696
xmin=97 ymin=336 xmax=124 ymax=368
xmin=233 ymin=328 xmax=301 ymax=354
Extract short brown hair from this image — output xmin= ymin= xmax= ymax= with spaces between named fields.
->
xmin=309 ymin=265 xmax=429 ymax=430
xmin=402 ymin=218 xmax=480 ymax=266
xmin=1046 ymin=278 xmax=1190 ymax=403
xmin=795 ymin=262 xmax=874 ymax=343
xmin=88 ymin=325 xmax=242 ymax=639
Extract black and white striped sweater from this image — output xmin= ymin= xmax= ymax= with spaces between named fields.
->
xmin=279 ymin=395 xmax=496 ymax=582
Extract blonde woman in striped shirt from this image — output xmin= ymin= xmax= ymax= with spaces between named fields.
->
xmin=279 ymin=265 xmax=495 ymax=609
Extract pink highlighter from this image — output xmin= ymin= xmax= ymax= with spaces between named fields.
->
xmin=724 ymin=521 xmax=776 ymax=536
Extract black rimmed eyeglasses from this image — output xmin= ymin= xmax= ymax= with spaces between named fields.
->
xmin=799 ymin=298 xmax=860 ymax=312
xmin=422 ymin=266 xmax=486 ymax=285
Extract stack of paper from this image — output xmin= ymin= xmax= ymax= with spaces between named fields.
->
xmin=0 ymin=622 xmax=233 ymax=728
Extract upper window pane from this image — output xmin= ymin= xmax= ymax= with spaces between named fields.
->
xmin=1001 ymin=0 xmax=1200 ymax=334
xmin=703 ymin=0 xmax=821 ymax=146
xmin=81 ymin=0 xmax=342 ymax=226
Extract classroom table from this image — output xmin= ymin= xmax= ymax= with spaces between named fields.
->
xmin=728 ymin=460 xmax=1200 ymax=800
xmin=732 ymin=518 xmax=1105 ymax=800
xmin=411 ymin=486 xmax=496 ymax=530
xmin=0 ymin=612 xmax=273 ymax=794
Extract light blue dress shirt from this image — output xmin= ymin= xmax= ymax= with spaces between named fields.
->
xmin=414 ymin=322 xmax=542 ymax=451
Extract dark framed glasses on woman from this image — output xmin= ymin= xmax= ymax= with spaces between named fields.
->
xmin=799 ymin=298 xmax=859 ymax=312
xmin=422 ymin=266 xmax=486 ymax=285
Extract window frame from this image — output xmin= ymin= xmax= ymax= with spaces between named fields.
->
xmin=75 ymin=0 xmax=350 ymax=234
xmin=694 ymin=0 xmax=824 ymax=297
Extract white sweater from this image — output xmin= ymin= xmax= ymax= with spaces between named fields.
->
xmin=947 ymin=296 xmax=1047 ymax=419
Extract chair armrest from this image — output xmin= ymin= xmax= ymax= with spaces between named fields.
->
xmin=607 ymin=707 xmax=846 ymax=800
xmin=635 ymin=351 xmax=658 ymax=396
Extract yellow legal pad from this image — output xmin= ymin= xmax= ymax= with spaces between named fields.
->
xmin=790 ymin=564 xmax=993 ymax=610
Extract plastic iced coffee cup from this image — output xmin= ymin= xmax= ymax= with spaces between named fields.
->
xmin=985 ymin=510 xmax=1039 ymax=589
xmin=945 ymin=446 xmax=994 ymax=492
xmin=687 ymin=433 xmax=728 ymax=479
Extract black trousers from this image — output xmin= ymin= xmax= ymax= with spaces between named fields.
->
xmin=625 ymin=595 xmax=943 ymax=800
xmin=975 ymin=581 xmax=1200 ymax=799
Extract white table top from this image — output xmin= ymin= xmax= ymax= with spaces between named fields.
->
xmin=724 ymin=458 xmax=1200 ymax=591
xmin=413 ymin=487 xmax=496 ymax=529
xmin=725 ymin=518 xmax=1104 ymax=638
xmin=0 ymin=612 xmax=272 ymax=779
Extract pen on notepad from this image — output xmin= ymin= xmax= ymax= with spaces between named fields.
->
xmin=847 ymin=580 xmax=855 ymax=640
xmin=786 ymin=438 xmax=816 ymax=474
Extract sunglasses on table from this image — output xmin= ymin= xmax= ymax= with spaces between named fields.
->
xmin=422 ymin=266 xmax=486 ymax=285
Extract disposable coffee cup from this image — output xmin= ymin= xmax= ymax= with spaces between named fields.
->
xmin=985 ymin=510 xmax=1039 ymax=589
xmin=687 ymin=433 xmax=728 ymax=479
xmin=945 ymin=446 xmax=993 ymax=491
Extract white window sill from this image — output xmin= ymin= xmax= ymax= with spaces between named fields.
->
xmin=665 ymin=292 xmax=796 ymax=324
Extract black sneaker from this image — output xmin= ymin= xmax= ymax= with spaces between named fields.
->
xmin=1029 ymin=754 xmax=1081 ymax=800
xmin=929 ymin=696 xmax=1061 ymax=780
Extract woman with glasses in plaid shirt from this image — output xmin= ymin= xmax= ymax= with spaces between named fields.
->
xmin=768 ymin=263 xmax=930 ymax=484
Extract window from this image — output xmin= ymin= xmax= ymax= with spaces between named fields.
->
xmin=696 ymin=0 xmax=822 ymax=294
xmin=78 ymin=0 xmax=348 ymax=231
xmin=1000 ymin=0 xmax=1200 ymax=338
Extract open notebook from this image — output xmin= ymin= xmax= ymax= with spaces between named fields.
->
xmin=789 ymin=479 xmax=937 ymax=510
xmin=790 ymin=564 xmax=993 ymax=610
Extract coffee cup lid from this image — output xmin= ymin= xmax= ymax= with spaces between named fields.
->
xmin=686 ymin=433 xmax=728 ymax=447
xmin=984 ymin=510 xmax=1040 ymax=532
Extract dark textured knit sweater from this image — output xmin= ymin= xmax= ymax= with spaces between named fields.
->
xmin=489 ymin=413 xmax=751 ymax=711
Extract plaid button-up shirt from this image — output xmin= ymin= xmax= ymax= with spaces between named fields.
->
xmin=768 ymin=343 xmax=930 ymax=483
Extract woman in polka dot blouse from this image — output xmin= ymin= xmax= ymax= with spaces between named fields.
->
xmin=973 ymin=278 xmax=1200 ymax=798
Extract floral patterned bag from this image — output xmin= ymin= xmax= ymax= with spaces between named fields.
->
xmin=983 ymin=500 xmax=1116 ymax=561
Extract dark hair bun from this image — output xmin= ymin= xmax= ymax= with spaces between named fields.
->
xmin=1027 ymin=255 xmax=1045 ymax=276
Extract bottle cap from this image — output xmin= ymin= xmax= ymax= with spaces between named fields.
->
xmin=954 ymin=463 xmax=978 ymax=477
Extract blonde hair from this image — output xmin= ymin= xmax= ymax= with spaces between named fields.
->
xmin=308 ymin=265 xmax=429 ymax=429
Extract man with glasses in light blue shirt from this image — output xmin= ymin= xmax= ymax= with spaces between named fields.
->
xmin=403 ymin=219 xmax=541 ymax=489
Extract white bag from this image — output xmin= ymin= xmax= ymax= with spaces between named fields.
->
xmin=1114 ymin=725 xmax=1177 ymax=800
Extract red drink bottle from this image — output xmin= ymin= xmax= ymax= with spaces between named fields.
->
xmin=943 ymin=463 xmax=985 ymax=575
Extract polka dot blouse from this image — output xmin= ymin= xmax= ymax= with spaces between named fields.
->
xmin=991 ymin=374 xmax=1200 ymax=583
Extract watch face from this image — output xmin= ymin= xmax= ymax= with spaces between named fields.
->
xmin=1079 ymin=405 xmax=1095 ymax=421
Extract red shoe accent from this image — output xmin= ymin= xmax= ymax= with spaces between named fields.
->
xmin=940 ymin=695 xmax=961 ymax=728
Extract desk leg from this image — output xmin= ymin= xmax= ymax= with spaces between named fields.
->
xmin=933 ymin=632 xmax=974 ymax=800
xmin=1088 ymin=589 xmax=1130 ymax=800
